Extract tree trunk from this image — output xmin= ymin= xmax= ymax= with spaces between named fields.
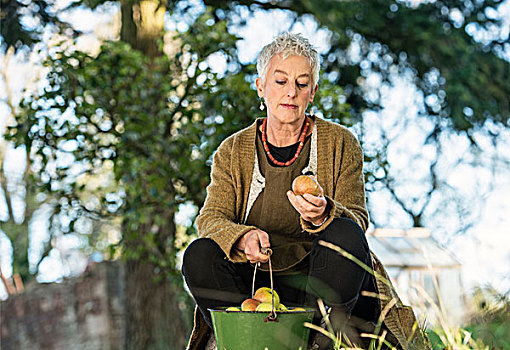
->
xmin=121 ymin=0 xmax=165 ymax=59
xmin=123 ymin=209 xmax=194 ymax=349
xmin=0 ymin=220 xmax=30 ymax=281
xmin=120 ymin=3 xmax=193 ymax=348
xmin=119 ymin=2 xmax=194 ymax=348
xmin=0 ymin=149 xmax=34 ymax=284
xmin=124 ymin=251 xmax=193 ymax=349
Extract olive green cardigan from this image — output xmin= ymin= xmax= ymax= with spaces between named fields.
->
xmin=195 ymin=117 xmax=369 ymax=262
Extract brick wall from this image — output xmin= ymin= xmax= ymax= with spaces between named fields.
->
xmin=1 ymin=261 xmax=125 ymax=350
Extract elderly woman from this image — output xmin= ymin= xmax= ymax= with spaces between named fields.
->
xmin=182 ymin=33 xmax=422 ymax=350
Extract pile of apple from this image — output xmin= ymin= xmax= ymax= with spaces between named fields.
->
xmin=226 ymin=287 xmax=305 ymax=312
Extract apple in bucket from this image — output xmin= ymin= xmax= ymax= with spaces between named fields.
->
xmin=234 ymin=287 xmax=308 ymax=312
xmin=253 ymin=287 xmax=280 ymax=307
xmin=241 ymin=298 xmax=261 ymax=311
xmin=255 ymin=302 xmax=273 ymax=312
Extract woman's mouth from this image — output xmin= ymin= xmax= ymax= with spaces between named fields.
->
xmin=281 ymin=104 xmax=298 ymax=109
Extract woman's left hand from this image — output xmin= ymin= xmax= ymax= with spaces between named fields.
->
xmin=287 ymin=190 xmax=328 ymax=226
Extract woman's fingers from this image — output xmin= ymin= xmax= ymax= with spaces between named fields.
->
xmin=244 ymin=229 xmax=270 ymax=263
xmin=302 ymin=193 xmax=326 ymax=206
xmin=256 ymin=230 xmax=271 ymax=249
xmin=287 ymin=190 xmax=327 ymax=222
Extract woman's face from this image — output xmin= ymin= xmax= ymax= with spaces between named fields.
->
xmin=256 ymin=54 xmax=317 ymax=126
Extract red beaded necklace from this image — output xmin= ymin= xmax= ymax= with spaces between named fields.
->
xmin=261 ymin=117 xmax=310 ymax=167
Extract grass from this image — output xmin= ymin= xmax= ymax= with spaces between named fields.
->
xmin=304 ymin=240 xmax=508 ymax=350
xmin=304 ymin=298 xmax=400 ymax=350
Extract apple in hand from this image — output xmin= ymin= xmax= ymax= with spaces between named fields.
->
xmin=292 ymin=175 xmax=322 ymax=196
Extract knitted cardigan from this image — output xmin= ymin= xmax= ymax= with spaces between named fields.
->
xmin=186 ymin=117 xmax=431 ymax=350
xmin=195 ymin=117 xmax=369 ymax=261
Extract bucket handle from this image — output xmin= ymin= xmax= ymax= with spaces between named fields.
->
xmin=252 ymin=247 xmax=278 ymax=323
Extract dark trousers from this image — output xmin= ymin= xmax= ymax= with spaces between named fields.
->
xmin=182 ymin=218 xmax=380 ymax=331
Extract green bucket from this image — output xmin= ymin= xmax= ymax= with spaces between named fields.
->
xmin=209 ymin=307 xmax=315 ymax=350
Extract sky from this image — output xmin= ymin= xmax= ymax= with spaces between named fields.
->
xmin=1 ymin=1 xmax=509 ymax=299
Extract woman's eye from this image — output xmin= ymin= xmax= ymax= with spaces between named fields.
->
xmin=297 ymin=83 xmax=308 ymax=88
xmin=276 ymin=80 xmax=286 ymax=85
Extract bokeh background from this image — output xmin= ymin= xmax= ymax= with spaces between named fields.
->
xmin=1 ymin=0 xmax=509 ymax=349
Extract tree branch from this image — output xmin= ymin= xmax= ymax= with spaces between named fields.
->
xmin=0 ymin=166 xmax=15 ymax=221
xmin=0 ymin=267 xmax=16 ymax=295
xmin=204 ymin=0 xmax=304 ymax=13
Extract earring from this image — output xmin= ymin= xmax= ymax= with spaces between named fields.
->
xmin=259 ymin=98 xmax=265 ymax=111
xmin=309 ymin=108 xmax=314 ymax=116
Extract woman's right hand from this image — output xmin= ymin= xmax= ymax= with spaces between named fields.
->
xmin=236 ymin=229 xmax=271 ymax=264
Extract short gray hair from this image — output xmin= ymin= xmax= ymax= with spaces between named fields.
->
xmin=257 ymin=32 xmax=320 ymax=87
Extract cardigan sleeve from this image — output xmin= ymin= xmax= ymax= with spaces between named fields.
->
xmin=301 ymin=127 xmax=369 ymax=233
xmin=195 ymin=137 xmax=256 ymax=262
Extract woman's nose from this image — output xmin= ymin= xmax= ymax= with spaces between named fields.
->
xmin=287 ymin=83 xmax=297 ymax=97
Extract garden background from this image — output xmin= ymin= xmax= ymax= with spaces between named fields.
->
xmin=1 ymin=0 xmax=509 ymax=348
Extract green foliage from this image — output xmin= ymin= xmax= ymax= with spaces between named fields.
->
xmin=426 ymin=330 xmax=446 ymax=350
xmin=64 ymin=0 xmax=115 ymax=10
xmin=7 ymin=9 xmax=262 ymax=273
xmin=425 ymin=328 xmax=491 ymax=350
xmin=212 ymin=0 xmax=510 ymax=132
xmin=0 ymin=220 xmax=29 ymax=280
xmin=4 ymin=0 xmax=510 ymax=277
xmin=420 ymin=286 xmax=510 ymax=350
xmin=325 ymin=0 xmax=510 ymax=131
xmin=7 ymin=5 xmax=351 ymax=277
xmin=0 ymin=0 xmax=77 ymax=53
xmin=464 ymin=286 xmax=510 ymax=349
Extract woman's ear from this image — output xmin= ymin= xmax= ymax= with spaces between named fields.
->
xmin=310 ymin=83 xmax=318 ymax=103
xmin=255 ymin=77 xmax=265 ymax=98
